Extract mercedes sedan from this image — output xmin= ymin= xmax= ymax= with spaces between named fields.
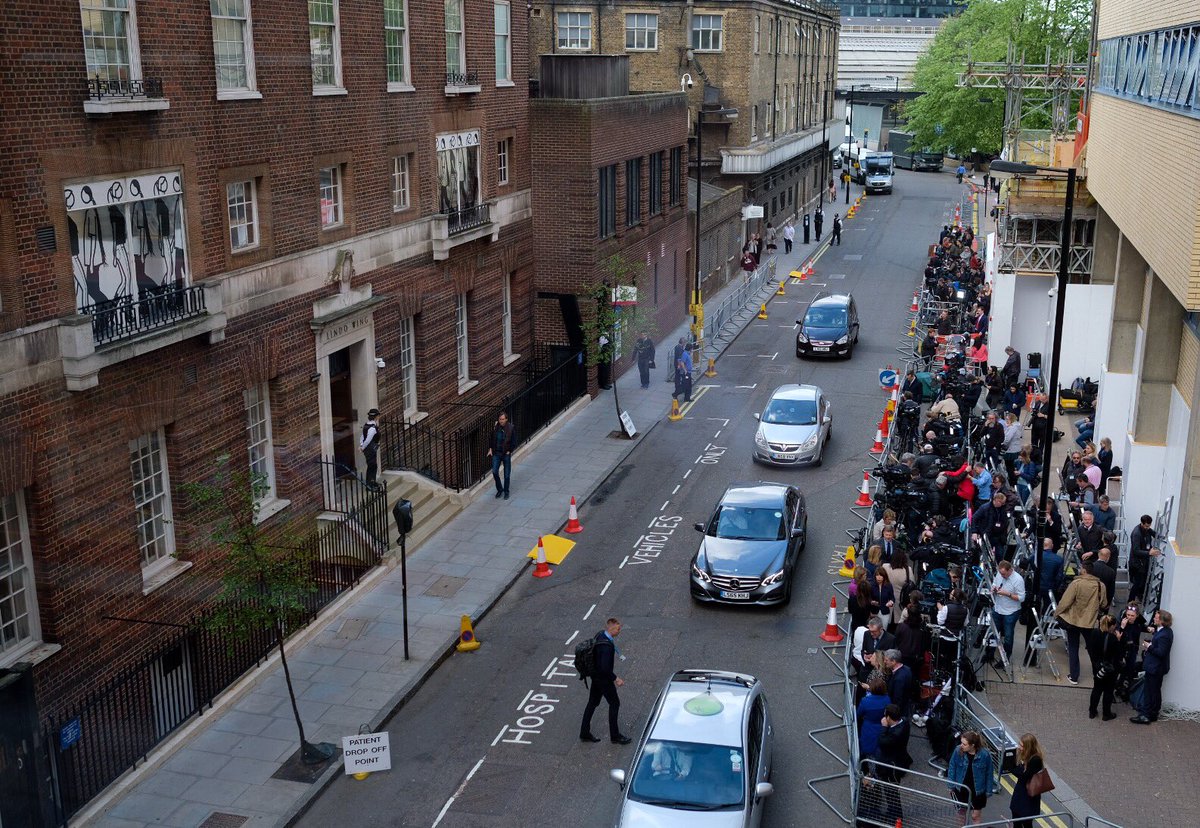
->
xmin=752 ymin=384 xmax=832 ymax=467
xmin=689 ymin=482 xmax=807 ymax=606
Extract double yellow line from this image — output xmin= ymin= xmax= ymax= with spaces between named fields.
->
xmin=995 ymin=774 xmax=1070 ymax=827
xmin=676 ymin=383 xmax=712 ymax=418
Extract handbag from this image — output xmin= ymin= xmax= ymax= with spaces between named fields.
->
xmin=648 ymin=358 xmax=656 ymax=369
xmin=1095 ymin=661 xmax=1115 ymax=680
xmin=1026 ymin=767 xmax=1055 ymax=797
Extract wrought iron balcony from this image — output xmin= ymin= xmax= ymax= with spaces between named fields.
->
xmin=83 ymin=76 xmax=169 ymax=114
xmin=444 ymin=71 xmax=481 ymax=95
xmin=447 ymin=204 xmax=490 ymax=236
xmin=81 ymin=284 xmax=208 ymax=347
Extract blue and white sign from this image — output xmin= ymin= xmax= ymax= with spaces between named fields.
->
xmin=60 ymin=718 xmax=82 ymax=750
xmin=878 ymin=369 xmax=898 ymax=390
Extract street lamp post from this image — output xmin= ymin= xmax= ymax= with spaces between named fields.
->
xmin=990 ymin=159 xmax=1077 ymax=600
xmin=845 ymin=85 xmax=856 ymax=204
xmin=692 ymin=106 xmax=738 ymax=346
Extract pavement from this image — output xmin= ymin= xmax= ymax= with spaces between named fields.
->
xmin=81 ymin=207 xmax=836 ymax=828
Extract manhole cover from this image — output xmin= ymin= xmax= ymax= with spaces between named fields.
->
xmin=199 ymin=814 xmax=249 ymax=828
xmin=424 ymin=575 xmax=467 ymax=598
xmin=336 ymin=619 xmax=367 ymax=640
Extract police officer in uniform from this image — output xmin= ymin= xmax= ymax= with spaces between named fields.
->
xmin=360 ymin=408 xmax=381 ymax=490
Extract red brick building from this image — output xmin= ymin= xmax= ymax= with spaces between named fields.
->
xmin=0 ymin=2 xmax=539 ymax=821
xmin=530 ymin=55 xmax=691 ymax=387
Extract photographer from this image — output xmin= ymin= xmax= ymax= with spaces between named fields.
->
xmin=971 ymin=492 xmax=1011 ymax=559
xmin=937 ymin=588 xmax=970 ymax=635
xmin=914 ymin=442 xmax=942 ymax=479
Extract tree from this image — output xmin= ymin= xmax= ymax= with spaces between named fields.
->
xmin=577 ymin=253 xmax=659 ymax=433
xmin=903 ymin=0 xmax=1093 ymax=156
xmin=183 ymin=458 xmax=334 ymax=765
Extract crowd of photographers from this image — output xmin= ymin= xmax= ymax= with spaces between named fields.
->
xmin=849 ymin=224 xmax=1174 ymax=825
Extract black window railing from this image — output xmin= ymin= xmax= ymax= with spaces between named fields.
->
xmin=445 ymin=71 xmax=480 ymax=87
xmin=86 ymin=77 xmax=165 ymax=100
xmin=446 ymin=203 xmax=490 ymax=235
xmin=80 ymin=283 xmax=207 ymax=346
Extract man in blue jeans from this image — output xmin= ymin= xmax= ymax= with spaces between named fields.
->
xmin=989 ymin=559 xmax=1025 ymax=662
xmin=488 ymin=411 xmax=516 ymax=500
xmin=1075 ymin=414 xmax=1094 ymax=448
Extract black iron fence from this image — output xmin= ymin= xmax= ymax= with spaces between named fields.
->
xmin=446 ymin=203 xmax=490 ymax=235
xmin=444 ymin=71 xmax=480 ymax=87
xmin=86 ymin=77 xmax=165 ymax=100
xmin=40 ymin=481 xmax=390 ymax=825
xmin=81 ymin=283 xmax=207 ymax=346
xmin=382 ymin=351 xmax=587 ymax=490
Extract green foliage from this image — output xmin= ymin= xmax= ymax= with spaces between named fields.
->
xmin=181 ymin=457 xmax=315 ymax=643
xmin=576 ymin=253 xmax=659 ymax=368
xmin=904 ymin=0 xmax=1093 ymax=155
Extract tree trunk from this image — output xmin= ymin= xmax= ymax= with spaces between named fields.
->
xmin=276 ymin=621 xmax=307 ymax=747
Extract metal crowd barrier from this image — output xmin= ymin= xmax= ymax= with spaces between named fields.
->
xmin=953 ymin=687 xmax=1018 ymax=791
xmin=1084 ymin=816 xmax=1124 ymax=827
xmin=856 ymin=760 xmax=973 ymax=828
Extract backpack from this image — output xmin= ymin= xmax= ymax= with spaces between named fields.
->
xmin=574 ymin=636 xmax=597 ymax=685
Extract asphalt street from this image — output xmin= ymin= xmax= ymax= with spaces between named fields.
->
xmin=297 ymin=170 xmax=961 ymax=827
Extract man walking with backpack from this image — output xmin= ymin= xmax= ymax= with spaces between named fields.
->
xmin=578 ymin=618 xmax=631 ymax=744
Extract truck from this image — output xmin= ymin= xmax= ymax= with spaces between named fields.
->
xmin=891 ymin=130 xmax=944 ymax=171
xmin=852 ymin=149 xmax=894 ymax=193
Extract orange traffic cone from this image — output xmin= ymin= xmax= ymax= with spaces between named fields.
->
xmin=532 ymin=537 xmax=553 ymax=578
xmin=854 ymin=472 xmax=874 ymax=507
xmin=887 ymin=385 xmax=899 ymax=414
xmin=806 ymin=264 xmax=815 ymax=278
xmin=819 ymin=597 xmax=845 ymax=642
xmin=881 ymin=409 xmax=891 ymax=439
xmin=565 ymin=496 xmax=583 ymax=534
xmin=910 ymin=292 xmax=919 ymax=313
xmin=799 ymin=266 xmax=809 ymax=281
xmin=870 ymin=426 xmax=884 ymax=453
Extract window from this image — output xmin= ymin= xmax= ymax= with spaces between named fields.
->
xmin=649 ymin=151 xmax=663 ymax=216
xmin=502 ymin=272 xmax=514 ymax=358
xmin=752 ymin=104 xmax=758 ymax=141
xmin=598 ymin=165 xmax=617 ymax=238
xmin=130 ymin=430 xmax=175 ymax=573
xmin=494 ymin=1 xmax=512 ymax=83
xmin=211 ymin=0 xmax=256 ymax=96
xmin=445 ymin=0 xmax=465 ymax=78
xmin=309 ymin=0 xmax=342 ymax=90
xmin=557 ymin=11 xmax=591 ymax=50
xmin=226 ymin=180 xmax=258 ymax=251
xmin=754 ymin=16 xmax=760 ymax=54
xmin=767 ymin=18 xmax=773 ymax=54
xmin=497 ymin=138 xmax=511 ymax=186
xmin=398 ymin=316 xmax=417 ymax=416
xmin=80 ymin=0 xmax=137 ymax=84
xmin=455 ymin=293 xmax=470 ymax=386
xmin=625 ymin=158 xmax=642 ymax=226
xmin=669 ymin=147 xmax=682 ymax=206
xmin=625 ymin=13 xmax=657 ymax=51
xmin=436 ymin=130 xmax=481 ymax=218
xmin=692 ymin=14 xmax=722 ymax=52
xmin=319 ymin=165 xmax=343 ymax=228
xmin=244 ymin=383 xmax=276 ymax=503
xmin=0 ymin=490 xmax=40 ymax=665
xmin=392 ymin=155 xmax=411 ymax=211
xmin=384 ymin=0 xmax=411 ymax=89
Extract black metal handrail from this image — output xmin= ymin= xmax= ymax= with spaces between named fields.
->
xmin=316 ymin=459 xmax=390 ymax=551
xmin=445 ymin=71 xmax=480 ymax=87
xmin=86 ymin=77 xmax=165 ymax=100
xmin=446 ymin=203 xmax=490 ymax=235
xmin=381 ymin=352 xmax=586 ymax=490
xmin=81 ymin=284 xmax=207 ymax=346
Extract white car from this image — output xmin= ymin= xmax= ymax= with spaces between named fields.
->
xmin=753 ymin=384 xmax=832 ymax=467
xmin=610 ymin=670 xmax=773 ymax=827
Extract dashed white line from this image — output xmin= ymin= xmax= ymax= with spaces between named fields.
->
xmin=564 ymin=630 xmax=580 ymax=646
xmin=619 ymin=555 xmax=629 ymax=569
xmin=583 ymin=603 xmax=597 ymax=621
xmin=516 ymin=689 xmax=535 ymax=711
xmin=736 ymin=384 xmax=758 ymax=390
xmin=694 ymin=454 xmax=703 ymax=464
xmin=672 ymin=484 xmax=681 ymax=494
xmin=713 ymin=430 xmax=722 ymax=439
xmin=601 ymin=579 xmax=612 ymax=596
xmin=541 ymin=657 xmax=559 ymax=679
xmin=772 ymin=352 xmax=779 ymax=360
xmin=683 ymin=469 xmax=692 ymax=479
xmin=661 ymin=499 xmax=670 ymax=511
xmin=491 ymin=725 xmax=509 ymax=746
xmin=432 ymin=756 xmax=487 ymax=828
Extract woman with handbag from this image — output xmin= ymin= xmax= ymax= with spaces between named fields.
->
xmin=1010 ymin=733 xmax=1052 ymax=827
xmin=946 ymin=730 xmax=992 ymax=825
xmin=1087 ymin=615 xmax=1121 ymax=720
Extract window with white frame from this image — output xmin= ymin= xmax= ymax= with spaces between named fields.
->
xmin=691 ymin=14 xmax=723 ymax=52
xmin=384 ymin=0 xmax=410 ymax=88
xmin=494 ymin=1 xmax=512 ymax=83
xmin=319 ymin=165 xmax=343 ymax=228
xmin=308 ymin=0 xmax=342 ymax=90
xmin=244 ymin=384 xmax=277 ymax=506
xmin=210 ymin=0 xmax=257 ymax=95
xmin=767 ymin=18 xmax=773 ymax=54
xmin=398 ymin=316 xmax=417 ymax=416
xmin=392 ymin=155 xmax=410 ymax=211
xmin=557 ymin=11 xmax=592 ymax=50
xmin=130 ymin=430 xmax=175 ymax=573
xmin=502 ymin=272 xmax=513 ymax=358
xmin=754 ymin=16 xmax=760 ymax=54
xmin=80 ymin=0 xmax=139 ymax=84
xmin=226 ymin=180 xmax=258 ymax=251
xmin=497 ymin=138 xmax=510 ymax=186
xmin=0 ymin=490 xmax=40 ymax=665
xmin=455 ymin=293 xmax=470 ymax=386
xmin=445 ymin=0 xmax=466 ymax=78
xmin=436 ymin=130 xmax=480 ymax=216
xmin=751 ymin=104 xmax=758 ymax=141
xmin=625 ymin=13 xmax=657 ymax=51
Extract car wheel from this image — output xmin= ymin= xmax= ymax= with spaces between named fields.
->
xmin=845 ymin=343 xmax=855 ymax=360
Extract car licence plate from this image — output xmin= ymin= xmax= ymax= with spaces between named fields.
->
xmin=773 ymin=453 xmax=796 ymax=461
xmin=813 ymin=346 xmax=830 ymax=352
xmin=720 ymin=591 xmax=751 ymax=600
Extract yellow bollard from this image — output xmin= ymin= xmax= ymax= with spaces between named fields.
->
xmin=757 ymin=303 xmax=768 ymax=320
xmin=704 ymin=357 xmax=717 ymax=378
xmin=777 ymin=280 xmax=786 ymax=296
xmin=838 ymin=544 xmax=857 ymax=578
xmin=669 ymin=398 xmax=684 ymax=421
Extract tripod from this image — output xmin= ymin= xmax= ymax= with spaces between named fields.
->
xmin=1020 ymin=595 xmax=1062 ymax=680
xmin=972 ymin=607 xmax=1014 ymax=683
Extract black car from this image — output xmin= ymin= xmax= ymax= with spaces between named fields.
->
xmin=795 ymin=293 xmax=860 ymax=359
xmin=690 ymin=482 xmax=807 ymax=606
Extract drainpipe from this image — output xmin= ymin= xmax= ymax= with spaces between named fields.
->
xmin=596 ymin=1 xmax=602 ymax=53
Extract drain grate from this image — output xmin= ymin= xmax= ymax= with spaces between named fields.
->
xmin=424 ymin=575 xmax=467 ymax=598
xmin=199 ymin=813 xmax=249 ymax=828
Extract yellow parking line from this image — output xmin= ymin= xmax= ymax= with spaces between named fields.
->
xmin=676 ymin=383 xmax=711 ymax=417
xmin=997 ymin=775 xmax=1069 ymax=828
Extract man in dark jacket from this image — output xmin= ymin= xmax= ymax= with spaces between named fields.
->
xmin=1001 ymin=346 xmax=1021 ymax=387
xmin=871 ymin=704 xmax=912 ymax=824
xmin=1037 ymin=538 xmax=1065 ymax=601
xmin=488 ymin=411 xmax=516 ymax=499
xmin=580 ymin=618 xmax=631 ymax=743
xmin=1132 ymin=610 xmax=1173 ymax=724
xmin=360 ymin=408 xmax=381 ymax=489
xmin=971 ymin=492 xmax=1010 ymax=556
xmin=1092 ymin=547 xmax=1118 ymax=611
xmin=1128 ymin=515 xmax=1157 ymax=602
xmin=633 ymin=332 xmax=655 ymax=389
xmin=883 ymin=650 xmax=914 ymax=716
xmin=1075 ymin=509 xmax=1104 ymax=560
